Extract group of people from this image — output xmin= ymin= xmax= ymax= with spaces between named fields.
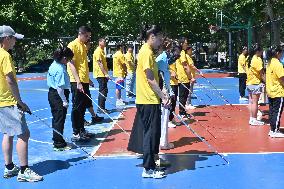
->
xmin=6 ymin=22 xmax=283 ymax=183
xmin=238 ymin=44 xmax=284 ymax=137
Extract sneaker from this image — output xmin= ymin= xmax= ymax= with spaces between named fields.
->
xmin=53 ymin=145 xmax=72 ymax=151
xmin=269 ymin=130 xmax=284 ymax=138
xmin=185 ymin=104 xmax=196 ymax=110
xmin=155 ymin=158 xmax=171 ymax=167
xmin=84 ymin=119 xmax=91 ymax=126
xmin=142 ymin=168 xmax=166 ymax=179
xmin=171 ymin=119 xmax=181 ymax=126
xmin=3 ymin=165 xmax=19 ymax=178
xmin=168 ymin=122 xmax=176 ymax=128
xmin=239 ymin=96 xmax=248 ymax=101
xmin=180 ymin=113 xmax=192 ymax=119
xmin=17 ymin=168 xmax=43 ymax=182
xmin=71 ymin=133 xmax=90 ymax=142
xmin=249 ymin=119 xmax=264 ymax=126
xmin=160 ymin=143 xmax=174 ymax=150
xmin=116 ymin=99 xmax=125 ymax=107
xmin=257 ymin=111 xmax=263 ymax=121
xmin=81 ymin=130 xmax=95 ymax=138
xmin=91 ymin=115 xmax=104 ymax=124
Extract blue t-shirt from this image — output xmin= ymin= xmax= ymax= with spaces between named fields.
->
xmin=156 ymin=51 xmax=173 ymax=95
xmin=47 ymin=61 xmax=70 ymax=89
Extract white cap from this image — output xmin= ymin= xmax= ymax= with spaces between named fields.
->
xmin=0 ymin=25 xmax=24 ymax=39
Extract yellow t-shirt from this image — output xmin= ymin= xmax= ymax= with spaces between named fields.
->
xmin=93 ymin=46 xmax=108 ymax=78
xmin=136 ymin=43 xmax=160 ymax=104
xmin=176 ymin=50 xmax=190 ymax=83
xmin=0 ymin=48 xmax=17 ymax=107
xmin=266 ymin=58 xmax=284 ymax=98
xmin=124 ymin=52 xmax=135 ymax=73
xmin=113 ymin=50 xmax=126 ymax=78
xmin=169 ymin=62 xmax=178 ymax=86
xmin=67 ymin=38 xmax=89 ymax=83
xmin=238 ymin=54 xmax=248 ymax=74
xmin=186 ymin=54 xmax=196 ymax=78
xmin=246 ymin=55 xmax=263 ymax=85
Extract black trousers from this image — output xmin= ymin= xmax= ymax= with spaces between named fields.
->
xmin=48 ymin=88 xmax=69 ymax=148
xmin=268 ymin=97 xmax=284 ymax=132
xmin=128 ymin=104 xmax=161 ymax=170
xmin=169 ymin=85 xmax=178 ymax=121
xmin=70 ymin=82 xmax=91 ymax=134
xmin=239 ymin=73 xmax=247 ymax=97
xmin=96 ymin=77 xmax=108 ymax=109
xmin=178 ymin=82 xmax=190 ymax=115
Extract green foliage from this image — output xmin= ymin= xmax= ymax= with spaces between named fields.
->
xmin=0 ymin=0 xmax=283 ymax=71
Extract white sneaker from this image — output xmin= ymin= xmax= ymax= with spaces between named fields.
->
xmin=269 ymin=131 xmax=284 ymax=138
xmin=116 ymin=99 xmax=125 ymax=107
xmin=142 ymin=168 xmax=166 ymax=179
xmin=257 ymin=111 xmax=263 ymax=121
xmin=168 ymin=121 xmax=176 ymax=128
xmin=239 ymin=96 xmax=248 ymax=101
xmin=249 ymin=119 xmax=264 ymax=126
xmin=160 ymin=142 xmax=174 ymax=150
xmin=3 ymin=165 xmax=19 ymax=178
xmin=185 ymin=104 xmax=196 ymax=110
xmin=17 ymin=168 xmax=43 ymax=182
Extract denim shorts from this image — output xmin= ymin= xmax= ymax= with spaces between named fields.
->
xmin=247 ymin=84 xmax=264 ymax=95
xmin=0 ymin=106 xmax=28 ymax=136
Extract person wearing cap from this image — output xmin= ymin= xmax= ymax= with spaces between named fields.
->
xmin=0 ymin=25 xmax=43 ymax=182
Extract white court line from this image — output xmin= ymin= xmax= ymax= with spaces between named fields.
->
xmin=90 ymin=107 xmax=127 ymax=156
xmin=32 ymin=108 xmax=49 ymax=113
xmin=29 ymin=138 xmax=53 ymax=145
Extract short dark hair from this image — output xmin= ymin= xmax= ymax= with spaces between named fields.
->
xmin=116 ymin=43 xmax=123 ymax=50
xmin=53 ymin=46 xmax=74 ymax=62
xmin=266 ymin=45 xmax=284 ymax=61
xmin=78 ymin=26 xmax=91 ymax=34
xmin=140 ymin=25 xmax=162 ymax=41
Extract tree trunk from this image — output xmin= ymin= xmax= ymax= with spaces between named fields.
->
xmin=266 ymin=0 xmax=281 ymax=45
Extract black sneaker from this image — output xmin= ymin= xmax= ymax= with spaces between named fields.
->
xmin=91 ymin=115 xmax=104 ymax=124
xmin=97 ymin=109 xmax=111 ymax=114
xmin=71 ymin=133 xmax=90 ymax=142
xmin=180 ymin=113 xmax=192 ymax=119
xmin=171 ymin=119 xmax=181 ymax=126
xmin=84 ymin=119 xmax=91 ymax=126
xmin=81 ymin=130 xmax=95 ymax=138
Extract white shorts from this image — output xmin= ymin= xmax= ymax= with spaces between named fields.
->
xmin=0 ymin=106 xmax=28 ymax=136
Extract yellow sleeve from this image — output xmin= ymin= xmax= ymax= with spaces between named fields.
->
xmin=275 ymin=63 xmax=284 ymax=79
xmin=187 ymin=55 xmax=194 ymax=67
xmin=254 ymin=58 xmax=263 ymax=71
xmin=120 ymin=54 xmax=125 ymax=64
xmin=141 ymin=54 xmax=153 ymax=71
xmin=93 ymin=50 xmax=101 ymax=62
xmin=67 ymin=43 xmax=77 ymax=62
xmin=239 ymin=56 xmax=245 ymax=66
xmin=2 ymin=54 xmax=14 ymax=75
xmin=180 ymin=51 xmax=187 ymax=64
